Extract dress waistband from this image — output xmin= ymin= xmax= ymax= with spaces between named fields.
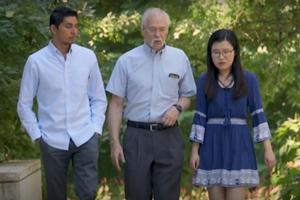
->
xmin=207 ymin=118 xmax=247 ymax=125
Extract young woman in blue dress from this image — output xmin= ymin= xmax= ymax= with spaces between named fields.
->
xmin=189 ymin=29 xmax=276 ymax=200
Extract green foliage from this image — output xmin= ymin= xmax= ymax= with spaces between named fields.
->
xmin=0 ymin=0 xmax=49 ymax=160
xmin=1 ymin=0 xmax=300 ymax=199
xmin=178 ymin=110 xmax=194 ymax=186
xmin=81 ymin=10 xmax=141 ymax=83
xmin=272 ymin=114 xmax=300 ymax=199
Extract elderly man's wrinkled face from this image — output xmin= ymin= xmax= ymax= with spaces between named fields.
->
xmin=143 ymin=13 xmax=169 ymax=51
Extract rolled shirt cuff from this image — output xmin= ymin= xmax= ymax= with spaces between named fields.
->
xmin=189 ymin=124 xmax=205 ymax=143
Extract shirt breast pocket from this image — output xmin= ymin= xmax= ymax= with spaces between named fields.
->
xmin=160 ymin=75 xmax=180 ymax=98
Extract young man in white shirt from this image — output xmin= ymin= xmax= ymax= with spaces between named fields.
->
xmin=17 ymin=6 xmax=107 ymax=200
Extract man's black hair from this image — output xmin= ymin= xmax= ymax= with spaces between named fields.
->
xmin=49 ymin=6 xmax=77 ymax=27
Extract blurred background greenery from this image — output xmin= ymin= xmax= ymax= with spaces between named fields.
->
xmin=0 ymin=0 xmax=299 ymax=199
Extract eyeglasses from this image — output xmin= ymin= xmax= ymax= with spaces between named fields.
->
xmin=211 ymin=49 xmax=234 ymax=58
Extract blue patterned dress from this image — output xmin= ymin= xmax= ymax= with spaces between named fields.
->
xmin=189 ymin=71 xmax=271 ymax=187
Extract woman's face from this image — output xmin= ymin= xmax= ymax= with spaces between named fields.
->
xmin=211 ymin=40 xmax=235 ymax=75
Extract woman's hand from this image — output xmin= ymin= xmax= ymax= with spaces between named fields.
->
xmin=263 ymin=140 xmax=276 ymax=173
xmin=190 ymin=143 xmax=200 ymax=171
xmin=264 ymin=148 xmax=276 ymax=173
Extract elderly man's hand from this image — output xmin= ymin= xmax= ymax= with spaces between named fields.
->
xmin=110 ymin=141 xmax=125 ymax=172
xmin=162 ymin=106 xmax=180 ymax=126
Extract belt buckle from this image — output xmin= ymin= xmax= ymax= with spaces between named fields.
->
xmin=150 ymin=123 xmax=158 ymax=132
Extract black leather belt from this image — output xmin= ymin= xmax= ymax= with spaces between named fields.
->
xmin=127 ymin=120 xmax=178 ymax=131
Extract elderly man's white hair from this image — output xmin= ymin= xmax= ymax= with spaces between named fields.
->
xmin=141 ymin=7 xmax=171 ymax=29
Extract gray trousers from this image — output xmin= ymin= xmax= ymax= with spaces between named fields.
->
xmin=123 ymin=126 xmax=184 ymax=200
xmin=40 ymin=134 xmax=99 ymax=200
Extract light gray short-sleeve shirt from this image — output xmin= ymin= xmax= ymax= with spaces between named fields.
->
xmin=106 ymin=44 xmax=196 ymax=123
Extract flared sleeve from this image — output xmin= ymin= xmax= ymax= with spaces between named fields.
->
xmin=247 ymin=72 xmax=271 ymax=142
xmin=189 ymin=74 xmax=208 ymax=143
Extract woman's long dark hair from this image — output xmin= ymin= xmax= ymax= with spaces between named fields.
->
xmin=205 ymin=29 xmax=247 ymax=101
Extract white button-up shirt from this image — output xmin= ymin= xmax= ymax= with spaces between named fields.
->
xmin=106 ymin=44 xmax=196 ymax=122
xmin=17 ymin=41 xmax=107 ymax=150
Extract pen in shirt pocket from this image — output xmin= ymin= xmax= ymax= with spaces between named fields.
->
xmin=168 ymin=73 xmax=180 ymax=79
